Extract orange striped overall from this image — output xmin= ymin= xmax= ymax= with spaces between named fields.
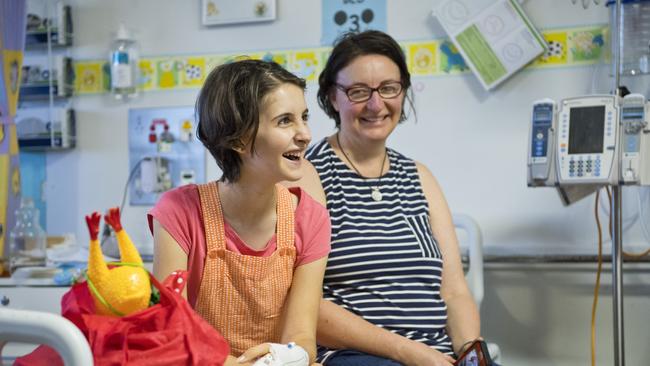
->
xmin=195 ymin=182 xmax=295 ymax=356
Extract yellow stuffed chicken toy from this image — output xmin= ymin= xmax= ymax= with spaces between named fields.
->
xmin=85 ymin=207 xmax=151 ymax=316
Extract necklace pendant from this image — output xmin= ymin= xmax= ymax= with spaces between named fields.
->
xmin=371 ymin=188 xmax=383 ymax=202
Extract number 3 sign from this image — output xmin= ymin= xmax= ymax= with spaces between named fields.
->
xmin=321 ymin=0 xmax=386 ymax=46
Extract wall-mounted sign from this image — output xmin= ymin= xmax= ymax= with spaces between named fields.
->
xmin=202 ymin=0 xmax=276 ymax=26
xmin=321 ymin=0 xmax=387 ymax=46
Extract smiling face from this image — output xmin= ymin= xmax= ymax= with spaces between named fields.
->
xmin=239 ymin=83 xmax=311 ymax=183
xmin=330 ymin=54 xmax=404 ymax=144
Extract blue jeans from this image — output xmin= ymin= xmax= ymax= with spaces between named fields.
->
xmin=324 ymin=350 xmax=403 ymax=366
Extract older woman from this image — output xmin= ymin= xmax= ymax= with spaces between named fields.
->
xmin=299 ymin=30 xmax=481 ymax=366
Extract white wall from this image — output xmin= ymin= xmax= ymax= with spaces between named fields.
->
xmin=483 ymin=263 xmax=650 ymax=366
xmin=38 ymin=0 xmax=650 ymax=365
xmin=50 ymin=0 xmax=650 ymax=255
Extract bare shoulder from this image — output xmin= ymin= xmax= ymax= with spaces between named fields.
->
xmin=282 ymin=160 xmax=326 ymax=206
xmin=414 ymin=161 xmax=455 ymax=228
xmin=414 ymin=161 xmax=444 ymax=200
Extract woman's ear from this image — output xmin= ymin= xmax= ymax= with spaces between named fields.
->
xmin=231 ymin=139 xmax=247 ymax=154
xmin=330 ymin=89 xmax=340 ymax=112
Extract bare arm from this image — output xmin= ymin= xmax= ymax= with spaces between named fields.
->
xmin=317 ymin=299 xmax=408 ymax=358
xmin=416 ymin=162 xmax=481 ymax=354
xmin=152 ymin=219 xmax=189 ymax=299
xmin=317 ymin=300 xmax=454 ymax=365
xmin=279 ymin=257 xmax=328 ymax=363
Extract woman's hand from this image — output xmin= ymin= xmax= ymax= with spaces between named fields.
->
xmin=398 ymin=339 xmax=455 ymax=366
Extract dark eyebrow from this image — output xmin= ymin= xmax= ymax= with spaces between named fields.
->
xmin=272 ymin=112 xmax=293 ymax=121
xmin=345 ymin=80 xmax=401 ymax=88
xmin=273 ymin=107 xmax=310 ymax=120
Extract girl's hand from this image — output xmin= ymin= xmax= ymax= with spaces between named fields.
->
xmin=237 ymin=343 xmax=271 ymax=364
xmin=237 ymin=342 xmax=310 ymax=365
xmin=223 ymin=355 xmax=252 ymax=366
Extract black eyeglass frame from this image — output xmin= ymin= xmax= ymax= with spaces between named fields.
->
xmin=335 ymin=81 xmax=404 ymax=103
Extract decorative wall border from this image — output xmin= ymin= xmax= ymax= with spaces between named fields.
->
xmin=73 ymin=25 xmax=608 ymax=95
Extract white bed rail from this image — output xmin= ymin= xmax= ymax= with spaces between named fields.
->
xmin=453 ymin=214 xmax=500 ymax=362
xmin=0 ymin=308 xmax=92 ymax=365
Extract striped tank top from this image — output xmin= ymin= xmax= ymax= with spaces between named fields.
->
xmin=306 ymin=138 xmax=452 ymax=363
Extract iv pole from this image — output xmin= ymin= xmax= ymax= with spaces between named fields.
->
xmin=611 ymin=1 xmax=624 ymax=365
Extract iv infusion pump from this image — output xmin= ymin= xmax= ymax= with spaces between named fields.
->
xmin=528 ymin=98 xmax=556 ymax=183
xmin=557 ymin=95 xmax=619 ymax=185
xmin=528 ymin=94 xmax=650 ymax=191
xmin=620 ymin=94 xmax=650 ymax=184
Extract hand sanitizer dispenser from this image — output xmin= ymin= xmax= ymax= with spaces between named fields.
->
xmin=110 ymin=24 xmax=139 ymax=100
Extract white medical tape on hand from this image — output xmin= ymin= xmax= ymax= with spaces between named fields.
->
xmin=251 ymin=342 xmax=309 ymax=366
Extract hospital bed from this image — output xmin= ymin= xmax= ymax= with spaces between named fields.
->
xmin=0 ymin=307 xmax=92 ymax=365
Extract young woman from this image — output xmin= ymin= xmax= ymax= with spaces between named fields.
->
xmin=151 ymin=59 xmax=330 ymax=366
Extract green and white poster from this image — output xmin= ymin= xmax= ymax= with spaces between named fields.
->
xmin=433 ymin=0 xmax=547 ymax=90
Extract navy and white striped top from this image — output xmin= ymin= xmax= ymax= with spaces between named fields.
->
xmin=306 ymin=138 xmax=452 ymax=363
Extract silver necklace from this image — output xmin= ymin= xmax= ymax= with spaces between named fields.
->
xmin=336 ymin=133 xmax=388 ymax=202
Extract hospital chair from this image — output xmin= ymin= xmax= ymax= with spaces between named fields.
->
xmin=453 ymin=214 xmax=501 ymax=362
xmin=0 ymin=307 xmax=92 ymax=365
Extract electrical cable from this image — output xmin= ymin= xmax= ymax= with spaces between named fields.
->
xmin=606 ymin=187 xmax=650 ymax=258
xmin=598 ymin=185 xmax=639 ymax=233
xmin=590 ymin=189 xmax=604 ymax=366
xmin=100 ymin=157 xmax=145 ymax=247
xmin=120 ymin=157 xmax=146 ymax=216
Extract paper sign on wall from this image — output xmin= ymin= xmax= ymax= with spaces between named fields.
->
xmin=201 ymin=0 xmax=276 ymax=26
xmin=321 ymin=0 xmax=387 ymax=46
xmin=433 ymin=0 xmax=546 ymax=90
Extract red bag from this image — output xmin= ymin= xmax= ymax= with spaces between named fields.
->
xmin=14 ymin=271 xmax=229 ymax=366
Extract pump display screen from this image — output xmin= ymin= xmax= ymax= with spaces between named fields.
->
xmin=534 ymin=109 xmax=552 ymax=121
xmin=568 ymin=106 xmax=605 ymax=154
xmin=622 ymin=107 xmax=644 ymax=120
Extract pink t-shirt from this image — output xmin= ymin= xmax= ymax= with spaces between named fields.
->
xmin=148 ymin=184 xmax=331 ymax=307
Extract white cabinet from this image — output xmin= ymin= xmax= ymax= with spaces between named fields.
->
xmin=0 ymin=285 xmax=68 ymax=313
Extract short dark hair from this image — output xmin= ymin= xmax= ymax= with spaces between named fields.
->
xmin=317 ymin=30 xmax=415 ymax=128
xmin=195 ymin=59 xmax=306 ymax=183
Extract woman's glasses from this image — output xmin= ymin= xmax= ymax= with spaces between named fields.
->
xmin=335 ymin=81 xmax=403 ymax=103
